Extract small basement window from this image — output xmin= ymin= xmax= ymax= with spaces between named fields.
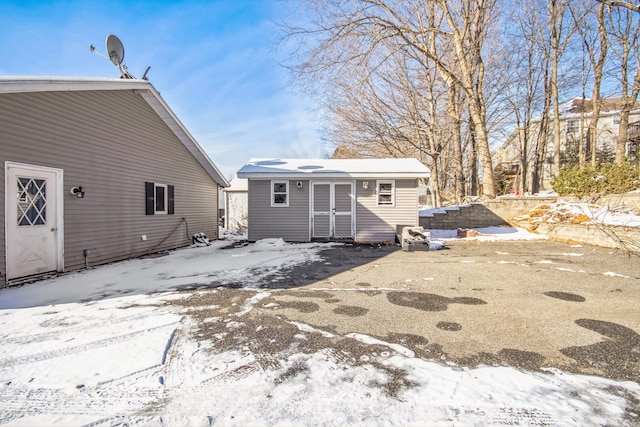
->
xmin=377 ymin=180 xmax=395 ymax=206
xmin=271 ymin=181 xmax=289 ymax=207
xmin=146 ymin=182 xmax=175 ymax=215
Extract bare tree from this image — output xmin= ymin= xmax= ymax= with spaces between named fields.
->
xmin=606 ymin=4 xmax=640 ymax=163
xmin=501 ymin=0 xmax=550 ymax=193
xmin=571 ymin=1 xmax=608 ymax=165
xmin=596 ymin=0 xmax=640 ymax=13
xmin=281 ymin=0 xmax=498 ymax=199
xmin=548 ymin=0 xmax=578 ymax=176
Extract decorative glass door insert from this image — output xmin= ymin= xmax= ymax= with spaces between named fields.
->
xmin=17 ymin=177 xmax=47 ymax=226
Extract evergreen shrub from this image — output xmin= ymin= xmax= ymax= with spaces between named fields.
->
xmin=551 ymin=162 xmax=639 ymax=197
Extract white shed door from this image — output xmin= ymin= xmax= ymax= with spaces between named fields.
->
xmin=312 ymin=182 xmax=354 ymax=239
xmin=5 ymin=164 xmax=63 ymax=280
xmin=333 ymin=183 xmax=354 ymax=238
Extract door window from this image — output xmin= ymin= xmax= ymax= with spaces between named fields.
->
xmin=17 ymin=177 xmax=47 ymax=226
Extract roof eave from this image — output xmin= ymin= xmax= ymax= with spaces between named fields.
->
xmin=0 ymin=76 xmax=150 ymax=94
xmin=237 ymin=172 xmax=430 ymax=179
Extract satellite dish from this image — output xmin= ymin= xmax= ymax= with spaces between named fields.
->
xmin=106 ymin=34 xmax=125 ymax=66
xmin=89 ymin=34 xmax=149 ymax=80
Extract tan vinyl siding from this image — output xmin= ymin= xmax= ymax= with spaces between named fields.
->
xmin=248 ymin=179 xmax=310 ymax=241
xmin=0 ymin=89 xmax=218 ymax=284
xmin=355 ymin=179 xmax=418 ymax=242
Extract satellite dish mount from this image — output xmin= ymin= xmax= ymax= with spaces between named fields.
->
xmin=89 ymin=34 xmax=150 ymax=80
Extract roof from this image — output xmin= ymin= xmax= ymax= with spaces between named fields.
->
xmin=224 ymin=177 xmax=248 ymax=192
xmin=0 ymin=76 xmax=229 ymax=187
xmin=559 ymin=96 xmax=640 ymax=115
xmin=237 ymin=158 xmax=430 ymax=179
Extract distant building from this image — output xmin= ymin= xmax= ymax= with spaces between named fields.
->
xmin=493 ymin=97 xmax=640 ymax=193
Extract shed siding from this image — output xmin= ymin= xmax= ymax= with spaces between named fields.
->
xmin=0 ymin=90 xmax=218 ymax=284
xmin=248 ymin=179 xmax=309 ymax=241
xmin=355 ymin=179 xmax=419 ymax=242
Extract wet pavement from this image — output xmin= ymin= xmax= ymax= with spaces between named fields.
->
xmin=171 ymin=240 xmax=640 ymax=383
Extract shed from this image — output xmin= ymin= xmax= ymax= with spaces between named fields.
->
xmin=237 ymin=158 xmax=430 ymax=242
xmin=1 ymin=76 xmax=229 ymax=286
xmin=223 ymin=177 xmax=249 ymax=230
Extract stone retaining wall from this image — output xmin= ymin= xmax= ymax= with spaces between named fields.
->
xmin=535 ymin=223 xmax=640 ymax=252
xmin=419 ymin=205 xmax=508 ymax=230
xmin=482 ymin=197 xmax=564 ymax=219
xmin=418 ymin=194 xmax=640 ymax=252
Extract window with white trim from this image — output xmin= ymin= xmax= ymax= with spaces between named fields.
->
xmin=145 ymin=182 xmax=175 ymax=215
xmin=271 ymin=181 xmax=289 ymax=207
xmin=377 ymin=180 xmax=395 ymax=206
xmin=155 ymin=183 xmax=168 ymax=214
xmin=566 ymin=119 xmax=579 ymax=133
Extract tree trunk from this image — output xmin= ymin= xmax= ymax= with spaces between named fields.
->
xmin=616 ymin=110 xmax=630 ymax=162
xmin=550 ymin=0 xmax=562 ymax=177
xmin=519 ymin=125 xmax=529 ymax=194
xmin=469 ymin=120 xmax=479 ymax=196
xmin=430 ymin=156 xmax=443 ymax=207
xmin=448 ymin=85 xmax=465 ymax=203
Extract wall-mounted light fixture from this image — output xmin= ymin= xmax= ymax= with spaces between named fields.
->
xmin=70 ymin=186 xmax=85 ymax=199
xmin=296 ymin=181 xmax=303 ymax=189
xmin=362 ymin=181 xmax=369 ymax=189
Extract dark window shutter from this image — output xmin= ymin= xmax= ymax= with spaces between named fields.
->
xmin=145 ymin=182 xmax=155 ymax=215
xmin=168 ymin=185 xmax=175 ymax=215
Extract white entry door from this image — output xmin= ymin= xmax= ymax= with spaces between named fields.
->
xmin=5 ymin=163 xmax=63 ymax=280
xmin=312 ymin=182 xmax=354 ymax=239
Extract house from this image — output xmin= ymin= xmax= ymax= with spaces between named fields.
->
xmin=236 ymin=158 xmax=430 ymax=243
xmin=493 ymin=97 xmax=640 ymax=192
xmin=1 ymin=76 xmax=229 ymax=286
xmin=223 ymin=177 xmax=249 ymax=230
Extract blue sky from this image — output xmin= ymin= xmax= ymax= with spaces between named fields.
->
xmin=0 ymin=1 xmax=327 ymax=179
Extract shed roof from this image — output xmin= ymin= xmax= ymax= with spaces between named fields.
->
xmin=237 ymin=158 xmax=430 ymax=179
xmin=224 ymin=177 xmax=248 ymax=192
xmin=0 ymin=76 xmax=229 ymax=187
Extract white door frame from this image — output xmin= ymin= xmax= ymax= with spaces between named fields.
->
xmin=310 ymin=181 xmax=355 ymax=239
xmin=4 ymin=161 xmax=64 ymax=280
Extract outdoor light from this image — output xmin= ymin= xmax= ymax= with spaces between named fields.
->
xmin=362 ymin=181 xmax=369 ymax=189
xmin=70 ymin=186 xmax=85 ymax=199
xmin=296 ymin=181 xmax=303 ymax=189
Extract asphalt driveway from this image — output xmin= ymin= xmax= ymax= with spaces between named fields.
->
xmin=175 ymin=239 xmax=640 ymax=383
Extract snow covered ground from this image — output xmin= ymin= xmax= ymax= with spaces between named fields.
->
xmin=0 ymin=229 xmax=639 ymax=426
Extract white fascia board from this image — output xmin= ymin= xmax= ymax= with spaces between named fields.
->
xmin=0 ymin=76 xmax=149 ymax=94
xmin=237 ymin=172 xmax=430 ymax=179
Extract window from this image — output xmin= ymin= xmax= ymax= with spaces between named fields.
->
xmin=17 ymin=177 xmax=47 ymax=226
xmin=377 ymin=180 xmax=395 ymax=206
xmin=613 ymin=116 xmax=620 ymax=125
xmin=566 ymin=120 xmax=579 ymax=133
xmin=155 ymin=183 xmax=167 ymax=214
xmin=145 ymin=182 xmax=174 ymax=215
xmin=271 ymin=181 xmax=289 ymax=207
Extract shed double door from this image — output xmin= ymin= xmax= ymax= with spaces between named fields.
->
xmin=312 ymin=182 xmax=354 ymax=239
